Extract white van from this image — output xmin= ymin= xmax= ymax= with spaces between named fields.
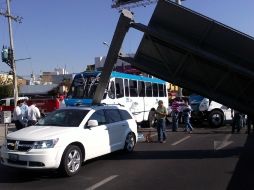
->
xmin=0 ymin=97 xmax=28 ymax=107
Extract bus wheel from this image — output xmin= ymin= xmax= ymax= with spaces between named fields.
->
xmin=208 ymin=110 xmax=224 ymax=127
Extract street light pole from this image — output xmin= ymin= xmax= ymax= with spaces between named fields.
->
xmin=6 ymin=0 xmax=18 ymax=107
xmin=103 ymin=41 xmax=110 ymax=48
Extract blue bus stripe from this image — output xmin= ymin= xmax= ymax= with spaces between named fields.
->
xmin=74 ymin=71 xmax=166 ymax=84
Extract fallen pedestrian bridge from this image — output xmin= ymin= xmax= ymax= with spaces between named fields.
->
xmin=93 ymin=0 xmax=254 ymax=117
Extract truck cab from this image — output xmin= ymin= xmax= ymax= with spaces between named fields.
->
xmin=189 ymin=94 xmax=232 ymax=127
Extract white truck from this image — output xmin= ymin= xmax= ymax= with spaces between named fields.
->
xmin=189 ymin=94 xmax=232 ymax=127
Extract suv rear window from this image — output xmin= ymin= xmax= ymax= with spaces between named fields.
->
xmin=119 ymin=110 xmax=132 ymax=120
xmin=88 ymin=110 xmax=107 ymax=125
xmin=105 ymin=109 xmax=122 ymax=123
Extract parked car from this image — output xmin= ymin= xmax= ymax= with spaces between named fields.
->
xmin=0 ymin=105 xmax=137 ymax=176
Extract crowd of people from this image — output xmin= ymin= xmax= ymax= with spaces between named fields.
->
xmin=13 ymin=99 xmax=41 ymax=130
xmin=231 ymin=110 xmax=254 ymax=134
xmin=145 ymin=97 xmax=193 ymax=143
xmin=145 ymin=97 xmax=254 ymax=143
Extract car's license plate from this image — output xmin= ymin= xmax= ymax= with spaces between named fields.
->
xmin=8 ymin=153 xmax=19 ymax=161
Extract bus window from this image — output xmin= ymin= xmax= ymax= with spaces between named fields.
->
xmin=164 ymin=84 xmax=167 ymax=97
xmin=129 ymin=80 xmax=138 ymax=97
xmin=124 ymin=79 xmax=129 ymax=97
xmin=108 ymin=81 xmax=115 ymax=99
xmin=145 ymin=82 xmax=152 ymax=97
xmin=153 ymin=83 xmax=158 ymax=97
xmin=138 ymin=81 xmax=145 ymax=97
xmin=158 ymin=84 xmax=164 ymax=97
xmin=115 ymin=78 xmax=124 ymax=98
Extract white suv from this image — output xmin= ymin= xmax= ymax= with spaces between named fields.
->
xmin=0 ymin=105 xmax=137 ymax=176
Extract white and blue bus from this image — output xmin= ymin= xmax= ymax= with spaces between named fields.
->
xmin=65 ymin=71 xmax=168 ymax=124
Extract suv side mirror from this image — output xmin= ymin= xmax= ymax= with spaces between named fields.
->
xmin=87 ymin=120 xmax=98 ymax=128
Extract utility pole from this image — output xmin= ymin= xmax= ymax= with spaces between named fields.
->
xmin=0 ymin=0 xmax=22 ymax=107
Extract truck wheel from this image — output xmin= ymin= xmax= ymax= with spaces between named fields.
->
xmin=208 ymin=110 xmax=224 ymax=127
xmin=59 ymin=145 xmax=82 ymax=177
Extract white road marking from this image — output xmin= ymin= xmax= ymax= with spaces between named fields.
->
xmin=171 ymin=136 xmax=191 ymax=146
xmin=214 ymin=134 xmax=233 ymax=150
xmin=85 ymin=175 xmax=118 ymax=190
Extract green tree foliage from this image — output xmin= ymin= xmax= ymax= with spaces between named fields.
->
xmin=0 ymin=75 xmax=13 ymax=99
xmin=0 ymin=85 xmax=13 ymax=99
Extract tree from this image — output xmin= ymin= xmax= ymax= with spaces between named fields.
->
xmin=0 ymin=84 xmax=13 ymax=99
xmin=0 ymin=74 xmax=13 ymax=99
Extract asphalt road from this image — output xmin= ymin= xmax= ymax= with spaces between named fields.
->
xmin=0 ymin=126 xmax=253 ymax=190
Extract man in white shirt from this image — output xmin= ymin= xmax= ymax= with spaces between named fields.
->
xmin=27 ymin=103 xmax=41 ymax=126
xmin=20 ymin=99 xmax=29 ymax=127
xmin=13 ymin=100 xmax=24 ymax=130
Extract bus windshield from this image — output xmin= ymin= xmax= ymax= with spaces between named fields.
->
xmin=67 ymin=73 xmax=100 ymax=99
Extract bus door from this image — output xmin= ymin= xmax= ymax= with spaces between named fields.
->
xmin=121 ymin=78 xmax=141 ymax=122
xmin=105 ymin=79 xmax=117 ymax=104
xmin=128 ymin=79 xmax=144 ymax=122
xmin=144 ymin=82 xmax=158 ymax=120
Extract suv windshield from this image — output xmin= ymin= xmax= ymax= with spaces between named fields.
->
xmin=36 ymin=109 xmax=89 ymax=127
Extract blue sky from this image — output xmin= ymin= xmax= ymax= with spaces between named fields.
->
xmin=0 ymin=0 xmax=253 ymax=77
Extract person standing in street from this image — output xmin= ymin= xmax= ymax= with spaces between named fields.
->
xmin=182 ymin=99 xmax=193 ymax=133
xmin=156 ymin=100 xmax=168 ymax=143
xmin=13 ymin=100 xmax=24 ymax=130
xmin=246 ymin=115 xmax=254 ymax=134
xmin=27 ymin=103 xmax=41 ymax=126
xmin=171 ymin=97 xmax=184 ymax=132
xmin=231 ymin=109 xmax=243 ymax=133
xmin=20 ymin=99 xmax=29 ymax=127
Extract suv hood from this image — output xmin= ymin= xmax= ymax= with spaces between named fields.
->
xmin=7 ymin=126 xmax=78 ymax=141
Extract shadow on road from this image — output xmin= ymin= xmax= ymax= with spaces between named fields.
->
xmin=227 ymin=134 xmax=254 ymax=190
xmin=0 ymin=166 xmax=61 ymax=183
xmin=101 ymin=147 xmax=242 ymax=161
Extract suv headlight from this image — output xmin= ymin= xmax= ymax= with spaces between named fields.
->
xmin=33 ymin=138 xmax=59 ymax=149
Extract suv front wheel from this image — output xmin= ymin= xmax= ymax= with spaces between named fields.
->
xmin=124 ymin=133 xmax=136 ymax=153
xmin=59 ymin=145 xmax=82 ymax=177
